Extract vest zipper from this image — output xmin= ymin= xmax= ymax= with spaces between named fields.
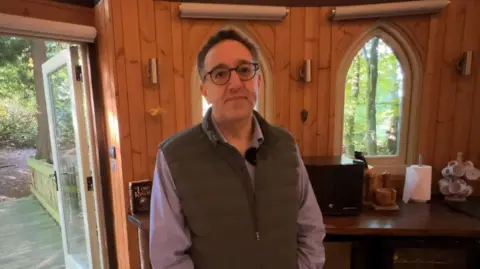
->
xmin=254 ymin=191 xmax=260 ymax=241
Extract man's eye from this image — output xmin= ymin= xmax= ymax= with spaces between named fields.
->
xmin=213 ymin=70 xmax=229 ymax=78
xmin=238 ymin=67 xmax=252 ymax=75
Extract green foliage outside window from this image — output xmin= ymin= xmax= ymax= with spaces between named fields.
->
xmin=343 ymin=36 xmax=403 ymax=157
xmin=0 ymin=35 xmax=69 ymax=148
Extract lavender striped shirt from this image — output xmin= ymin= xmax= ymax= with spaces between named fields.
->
xmin=149 ymin=117 xmax=326 ymax=269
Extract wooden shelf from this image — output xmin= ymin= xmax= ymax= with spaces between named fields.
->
xmin=128 ymin=200 xmax=480 ymax=237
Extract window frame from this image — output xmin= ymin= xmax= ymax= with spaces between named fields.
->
xmin=333 ymin=23 xmax=423 ymax=173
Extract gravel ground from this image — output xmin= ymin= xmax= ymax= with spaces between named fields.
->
xmin=0 ymin=147 xmax=36 ymax=202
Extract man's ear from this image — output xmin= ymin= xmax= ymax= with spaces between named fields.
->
xmin=257 ymin=72 xmax=262 ymax=89
xmin=200 ymin=84 xmax=210 ymax=104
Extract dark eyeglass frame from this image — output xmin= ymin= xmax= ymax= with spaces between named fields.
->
xmin=202 ymin=62 xmax=260 ymax=86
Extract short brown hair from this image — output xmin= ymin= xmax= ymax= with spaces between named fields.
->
xmin=196 ymin=29 xmax=259 ymax=77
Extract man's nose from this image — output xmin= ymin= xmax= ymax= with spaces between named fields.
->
xmin=228 ymin=70 xmax=243 ymax=87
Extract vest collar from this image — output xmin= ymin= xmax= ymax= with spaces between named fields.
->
xmin=201 ymin=107 xmax=271 ymax=146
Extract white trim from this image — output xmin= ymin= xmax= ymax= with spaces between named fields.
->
xmin=330 ymin=0 xmax=449 ymax=21
xmin=333 ymin=22 xmax=423 ymax=169
xmin=0 ymin=12 xmax=96 ymax=43
xmin=179 ymin=3 xmax=289 ymax=21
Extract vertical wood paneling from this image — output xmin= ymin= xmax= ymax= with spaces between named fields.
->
xmin=155 ymin=2 xmax=177 ymax=138
xmin=433 ymin=0 xmax=466 ymax=172
xmin=109 ymin=0 xmax=137 ymax=266
xmin=171 ymin=3 xmax=188 ymax=131
xmin=289 ymin=8 xmax=306 ymax=150
xmin=302 ymin=7 xmax=319 ymax=156
xmin=317 ymin=7 xmax=332 ymax=156
xmin=417 ymin=10 xmax=446 ymax=167
xmin=138 ymin=0 xmax=162 ymax=173
xmin=120 ymin=0 xmax=149 ymax=183
xmin=274 ymin=11 xmax=291 ymax=129
xmin=452 ymin=0 xmax=478 ymax=161
xmin=180 ymin=10 xmax=193 ymax=126
xmin=0 ymin=0 xmax=94 ymax=26
xmin=95 ymin=0 xmax=134 ymax=267
xmin=467 ymin=0 xmax=480 ymax=195
xmin=95 ymin=0 xmax=480 ymax=267
xmin=391 ymin=15 xmax=430 ymax=62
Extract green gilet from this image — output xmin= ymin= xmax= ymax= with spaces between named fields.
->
xmin=160 ymin=109 xmax=299 ymax=269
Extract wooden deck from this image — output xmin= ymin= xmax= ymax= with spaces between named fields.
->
xmin=0 ymin=197 xmax=65 ymax=269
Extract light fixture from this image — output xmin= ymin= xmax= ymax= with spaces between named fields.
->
xmin=299 ymin=59 xmax=312 ymax=83
xmin=457 ymin=51 xmax=473 ymax=76
xmin=330 ymin=0 xmax=449 ymax=21
xmin=179 ymin=3 xmax=289 ymax=21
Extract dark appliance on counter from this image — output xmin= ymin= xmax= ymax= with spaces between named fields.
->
xmin=303 ymin=155 xmax=364 ymax=216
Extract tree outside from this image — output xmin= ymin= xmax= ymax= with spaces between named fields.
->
xmin=0 ymin=35 xmax=69 ymax=202
xmin=343 ymin=36 xmax=403 ymax=157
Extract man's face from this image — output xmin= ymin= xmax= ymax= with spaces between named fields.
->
xmin=200 ymin=40 xmax=262 ymax=122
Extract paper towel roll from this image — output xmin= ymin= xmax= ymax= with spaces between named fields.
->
xmin=402 ymin=165 xmax=432 ymax=203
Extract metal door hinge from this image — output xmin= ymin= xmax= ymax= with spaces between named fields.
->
xmin=87 ymin=176 xmax=94 ymax=191
xmin=75 ymin=65 xmax=83 ymax=82
xmin=51 ymin=171 xmax=58 ymax=191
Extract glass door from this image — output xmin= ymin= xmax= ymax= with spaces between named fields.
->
xmin=42 ymin=46 xmax=100 ymax=269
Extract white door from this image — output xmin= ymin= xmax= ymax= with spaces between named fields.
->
xmin=42 ymin=46 xmax=102 ymax=269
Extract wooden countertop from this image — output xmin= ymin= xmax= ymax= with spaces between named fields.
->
xmin=128 ymin=200 xmax=480 ymax=238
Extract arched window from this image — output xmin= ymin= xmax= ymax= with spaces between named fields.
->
xmin=191 ymin=25 xmax=274 ymax=124
xmin=334 ymin=24 xmax=422 ymax=170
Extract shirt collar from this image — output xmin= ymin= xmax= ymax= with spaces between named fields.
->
xmin=210 ymin=111 xmax=264 ymax=148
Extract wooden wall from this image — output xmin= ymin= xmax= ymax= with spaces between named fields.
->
xmin=0 ymin=0 xmax=94 ymax=26
xmin=94 ymin=0 xmax=480 ymax=268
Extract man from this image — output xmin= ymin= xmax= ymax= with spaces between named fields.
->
xmin=149 ymin=28 xmax=325 ymax=269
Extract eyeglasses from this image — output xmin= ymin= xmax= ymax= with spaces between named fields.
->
xmin=203 ymin=62 xmax=260 ymax=86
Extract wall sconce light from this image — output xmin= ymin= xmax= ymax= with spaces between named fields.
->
xmin=457 ymin=51 xmax=473 ymax=76
xmin=329 ymin=0 xmax=449 ymax=21
xmin=299 ymin=59 xmax=311 ymax=83
xmin=147 ymin=58 xmax=158 ymax=84
xmin=178 ymin=3 xmax=289 ymax=21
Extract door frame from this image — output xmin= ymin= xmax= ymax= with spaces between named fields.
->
xmin=42 ymin=45 xmax=107 ymax=269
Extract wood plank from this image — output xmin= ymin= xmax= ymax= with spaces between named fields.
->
xmin=129 ymin=199 xmax=480 ymax=237
xmin=164 ymin=0 xmax=417 ymax=7
xmin=391 ymin=15 xmax=430 ymax=62
xmin=0 ymin=0 xmax=94 ymax=26
xmin=245 ymin=23 xmax=275 ymax=121
xmin=289 ymin=7 xmax=305 ymax=152
xmin=181 ymin=19 xmax=217 ymax=124
xmin=93 ymin=2 xmax=118 ymax=267
xmin=317 ymin=7 xmax=331 ymax=156
xmin=302 ymin=7 xmax=319 ymax=156
xmin=417 ymin=9 xmax=446 ymax=167
xmin=467 ymin=0 xmax=480 ymax=196
xmin=120 ymin=0 xmax=149 ymax=182
xmin=155 ymin=1 xmax=177 ymax=139
xmin=274 ymin=9 xmax=291 ymax=129
xmin=171 ymin=3 xmax=188 ymax=132
xmin=452 ymin=0 xmax=477 ymax=162
xmin=248 ymin=23 xmax=275 ymax=61
xmin=433 ymin=0 xmax=466 ymax=172
xmin=180 ymin=11 xmax=193 ymax=126
xmin=109 ymin=0 xmax=136 ymax=266
xmin=138 ymin=0 xmax=162 ymax=177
